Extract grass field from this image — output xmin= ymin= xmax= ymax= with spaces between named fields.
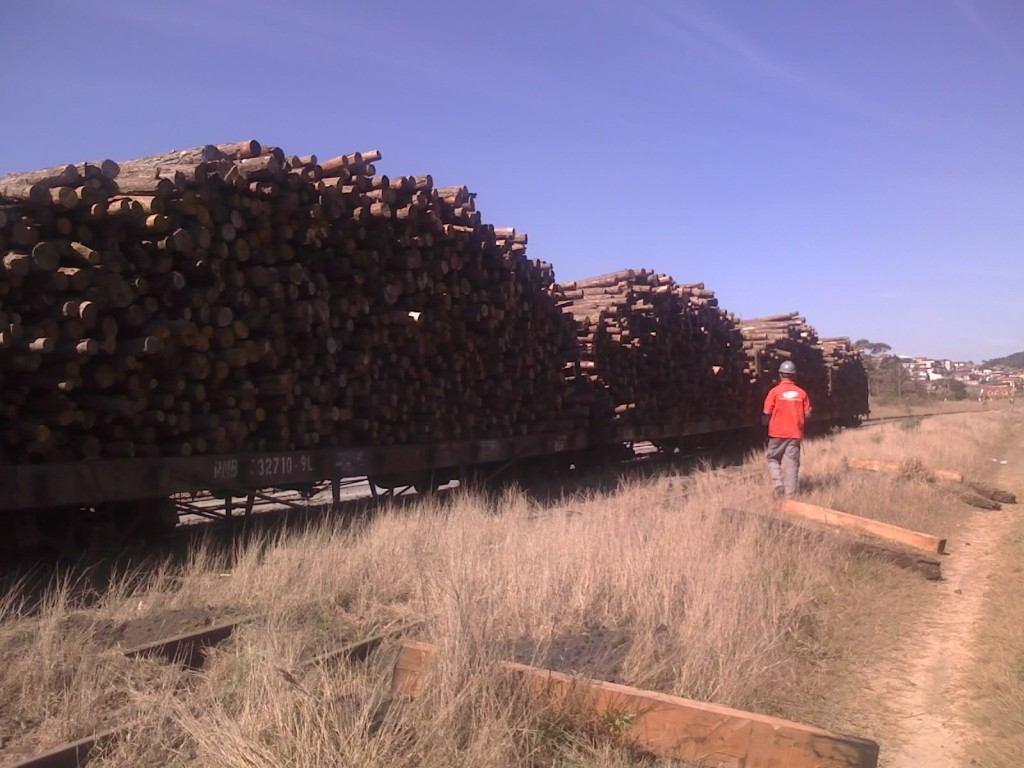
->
xmin=0 ymin=410 xmax=1012 ymax=767
xmin=966 ymin=439 xmax=1024 ymax=768
xmin=867 ymin=397 xmax=998 ymax=420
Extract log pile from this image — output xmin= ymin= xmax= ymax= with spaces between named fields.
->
xmin=1 ymin=140 xmax=871 ymax=465
xmin=738 ymin=313 xmax=830 ymax=413
xmin=0 ymin=141 xmax=576 ymax=462
xmin=680 ymin=283 xmax=751 ymax=423
xmin=551 ymin=270 xmax=750 ymax=428
xmin=820 ymin=337 xmax=870 ymax=418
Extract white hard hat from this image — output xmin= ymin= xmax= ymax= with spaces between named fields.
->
xmin=779 ymin=361 xmax=797 ymax=375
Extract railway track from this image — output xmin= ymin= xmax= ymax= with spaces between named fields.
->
xmin=0 ymin=415 xmax=751 ymax=553
xmin=164 ymin=407 xmax=986 ymax=531
xmin=2 ymin=617 xmax=420 ymax=768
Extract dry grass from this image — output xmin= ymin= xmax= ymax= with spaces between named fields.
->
xmin=867 ymin=398 xmax=993 ymax=420
xmin=0 ymin=410 xmax=1012 ymax=767
xmin=803 ymin=409 xmax=997 ymax=532
xmin=965 ymin=426 xmax=1024 ymax=768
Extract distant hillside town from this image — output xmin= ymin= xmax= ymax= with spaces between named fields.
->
xmin=898 ymin=356 xmax=1021 ymax=400
xmin=853 ymin=341 xmax=1021 ymax=402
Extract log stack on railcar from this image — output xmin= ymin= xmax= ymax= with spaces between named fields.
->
xmin=553 ymin=269 xmax=685 ymax=429
xmin=738 ymin=313 xmax=830 ymax=415
xmin=551 ymin=270 xmax=752 ymax=430
xmin=0 ymin=142 xmax=578 ymax=462
xmin=677 ymin=282 xmax=751 ymax=424
xmin=0 ymin=139 xmax=874 ymax=556
xmin=0 ymin=138 xmax=870 ymax=484
xmin=820 ymin=337 xmax=870 ymax=420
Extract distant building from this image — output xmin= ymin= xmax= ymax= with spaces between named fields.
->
xmin=890 ymin=354 xmax=1018 ymax=395
xmin=980 ymin=384 xmax=1014 ymax=399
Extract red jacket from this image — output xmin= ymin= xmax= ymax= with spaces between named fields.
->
xmin=763 ymin=380 xmax=812 ymax=439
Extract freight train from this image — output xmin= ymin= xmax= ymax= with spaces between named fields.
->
xmin=0 ymin=389 xmax=867 ymax=556
xmin=0 ymin=141 xmax=870 ymax=555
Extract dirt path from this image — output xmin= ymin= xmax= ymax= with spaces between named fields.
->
xmin=873 ymin=429 xmax=1021 ymax=768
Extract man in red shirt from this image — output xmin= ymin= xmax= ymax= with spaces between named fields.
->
xmin=762 ymin=360 xmax=812 ymax=498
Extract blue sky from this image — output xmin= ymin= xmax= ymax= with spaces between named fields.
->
xmin=2 ymin=0 xmax=1021 ymax=360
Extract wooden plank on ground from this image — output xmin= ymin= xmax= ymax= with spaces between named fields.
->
xmin=847 ymin=457 xmax=1017 ymax=506
xmin=780 ymin=499 xmax=946 ymax=555
xmin=721 ymin=508 xmax=941 ymax=580
xmin=391 ymin=641 xmax=880 ymax=768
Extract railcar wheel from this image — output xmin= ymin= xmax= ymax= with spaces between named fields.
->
xmin=413 ymin=478 xmax=439 ymax=495
xmin=82 ymin=505 xmax=123 ymax=559
xmin=518 ymin=454 xmax=571 ymax=483
xmin=134 ymin=498 xmax=180 ymax=539
xmin=0 ymin=512 xmax=44 ymax=558
xmin=572 ymin=443 xmax=634 ymax=470
xmin=368 ymin=472 xmax=419 ymax=491
xmin=83 ymin=498 xmax=179 ymax=555
xmin=651 ymin=439 xmax=681 ymax=454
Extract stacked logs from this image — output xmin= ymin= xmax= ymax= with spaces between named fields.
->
xmin=820 ymin=337 xmax=870 ymax=418
xmin=677 ymin=282 xmax=751 ymax=424
xmin=738 ymin=313 xmax=830 ymax=414
xmin=1 ymin=141 xmax=870 ymax=464
xmin=327 ymin=183 xmax=579 ymax=445
xmin=551 ymin=270 xmax=751 ymax=429
xmin=553 ymin=269 xmax=677 ymax=428
xmin=0 ymin=141 xmax=577 ymax=462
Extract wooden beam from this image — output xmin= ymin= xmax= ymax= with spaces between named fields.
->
xmin=845 ymin=458 xmax=899 ymax=474
xmin=721 ymin=508 xmax=941 ymax=580
xmin=844 ymin=538 xmax=942 ymax=580
xmin=846 ymin=458 xmax=1017 ymax=507
xmin=933 ymin=468 xmax=965 ymax=483
xmin=391 ymin=641 xmax=880 ymax=768
xmin=780 ymin=499 xmax=946 ymax=555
